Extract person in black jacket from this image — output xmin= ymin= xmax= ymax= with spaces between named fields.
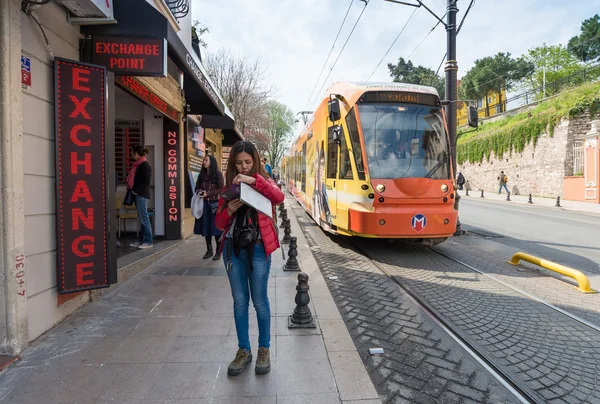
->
xmin=194 ymin=155 xmax=224 ymax=260
xmin=127 ymin=145 xmax=153 ymax=249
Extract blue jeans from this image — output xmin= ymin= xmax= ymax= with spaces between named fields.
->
xmin=223 ymin=241 xmax=272 ymax=350
xmin=135 ymin=195 xmax=152 ymax=244
xmin=498 ymin=183 xmax=509 ymax=194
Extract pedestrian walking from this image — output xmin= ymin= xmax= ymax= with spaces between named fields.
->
xmin=261 ymin=157 xmax=273 ymax=178
xmin=457 ymin=172 xmax=465 ymax=190
xmin=194 ymin=155 xmax=224 ymax=260
xmin=127 ymin=145 xmax=153 ymax=249
xmin=498 ymin=170 xmax=509 ymax=194
xmin=215 ymin=141 xmax=285 ymax=376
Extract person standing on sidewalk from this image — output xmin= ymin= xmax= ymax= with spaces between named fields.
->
xmin=128 ymin=146 xmax=153 ymax=249
xmin=215 ymin=141 xmax=284 ymax=376
xmin=194 ymin=155 xmax=224 ymax=260
xmin=498 ymin=170 xmax=510 ymax=194
xmin=261 ymin=157 xmax=273 ymax=178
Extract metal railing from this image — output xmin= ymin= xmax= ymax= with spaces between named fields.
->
xmin=166 ymin=0 xmax=189 ymax=20
xmin=458 ymin=62 xmax=600 ymax=127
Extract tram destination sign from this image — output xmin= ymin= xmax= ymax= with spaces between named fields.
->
xmin=363 ymin=91 xmax=440 ymax=106
xmin=92 ymin=36 xmax=167 ymax=77
xmin=54 ymin=58 xmax=113 ymax=294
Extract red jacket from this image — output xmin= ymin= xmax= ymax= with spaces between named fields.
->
xmin=216 ymin=174 xmax=285 ymax=256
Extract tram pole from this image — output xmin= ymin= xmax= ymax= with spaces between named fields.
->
xmin=445 ymin=0 xmax=464 ymax=236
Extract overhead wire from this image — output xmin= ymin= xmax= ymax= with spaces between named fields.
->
xmin=405 ymin=12 xmax=446 ymax=61
xmin=367 ymin=6 xmax=418 ymax=81
xmin=305 ymin=0 xmax=355 ymax=109
xmin=310 ymin=0 xmax=371 ymax=109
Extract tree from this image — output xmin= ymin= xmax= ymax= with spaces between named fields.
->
xmin=525 ymin=44 xmax=582 ymax=97
xmin=568 ymin=14 xmax=600 ymax=62
xmin=204 ymin=49 xmax=273 ymax=134
xmin=459 ymin=53 xmax=533 ymax=116
xmin=191 ymin=20 xmax=209 ymax=49
xmin=387 ymin=57 xmax=445 ymax=97
xmin=264 ymin=101 xmax=295 ymax=170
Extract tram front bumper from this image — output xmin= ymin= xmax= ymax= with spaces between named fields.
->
xmin=348 ymin=204 xmax=458 ymax=238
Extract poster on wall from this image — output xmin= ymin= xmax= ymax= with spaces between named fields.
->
xmin=186 ymin=121 xmax=205 ymax=192
xmin=54 ymin=58 xmax=116 ymax=294
xmin=222 ymin=146 xmax=231 ymax=172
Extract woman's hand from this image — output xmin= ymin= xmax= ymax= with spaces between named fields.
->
xmin=233 ymin=174 xmax=256 ymax=185
xmin=227 ymin=199 xmax=245 ymax=216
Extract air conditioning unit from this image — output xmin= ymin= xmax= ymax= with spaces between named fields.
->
xmin=57 ymin=0 xmax=117 ymax=25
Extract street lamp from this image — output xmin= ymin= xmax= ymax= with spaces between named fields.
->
xmin=384 ymin=0 xmax=465 ymax=236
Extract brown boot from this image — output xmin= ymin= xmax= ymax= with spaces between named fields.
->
xmin=255 ymin=347 xmax=271 ymax=374
xmin=228 ymin=349 xmax=252 ymax=376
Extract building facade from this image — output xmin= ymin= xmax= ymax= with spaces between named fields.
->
xmin=0 ymin=0 xmax=241 ymax=355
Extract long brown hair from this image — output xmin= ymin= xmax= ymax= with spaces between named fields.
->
xmin=225 ymin=141 xmax=267 ymax=188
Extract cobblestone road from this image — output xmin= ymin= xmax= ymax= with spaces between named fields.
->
xmin=435 ymin=233 xmax=600 ymax=327
xmin=358 ymin=238 xmax=600 ymax=404
xmin=290 ymin=204 xmax=518 ymax=404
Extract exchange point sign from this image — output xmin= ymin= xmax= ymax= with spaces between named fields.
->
xmin=92 ymin=36 xmax=167 ymax=77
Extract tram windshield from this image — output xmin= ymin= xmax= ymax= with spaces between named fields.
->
xmin=357 ymin=103 xmax=449 ymax=180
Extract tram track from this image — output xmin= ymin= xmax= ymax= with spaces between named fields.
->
xmin=288 ymin=195 xmax=600 ymax=403
xmin=350 ymin=240 xmax=538 ymax=404
xmin=349 ymin=236 xmax=600 ymax=404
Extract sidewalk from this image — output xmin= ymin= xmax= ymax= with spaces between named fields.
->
xmin=460 ymin=189 xmax=600 ymax=215
xmin=0 ymin=200 xmax=380 ymax=404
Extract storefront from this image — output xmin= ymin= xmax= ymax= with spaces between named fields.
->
xmin=0 ymin=0 xmax=243 ymax=355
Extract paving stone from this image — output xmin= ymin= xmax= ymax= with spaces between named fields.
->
xmin=289 ymin=204 xmax=519 ymax=404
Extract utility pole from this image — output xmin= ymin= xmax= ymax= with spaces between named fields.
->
xmin=445 ymin=0 xmax=464 ymax=235
xmin=385 ymin=0 xmax=465 ymax=235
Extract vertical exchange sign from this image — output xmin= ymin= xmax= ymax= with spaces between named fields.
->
xmin=54 ymin=58 xmax=111 ymax=294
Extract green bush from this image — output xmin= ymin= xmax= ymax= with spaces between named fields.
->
xmin=457 ymin=82 xmax=600 ymax=165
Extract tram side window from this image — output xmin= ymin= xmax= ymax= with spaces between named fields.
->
xmin=301 ymin=142 xmax=307 ymax=192
xmin=345 ymin=108 xmax=366 ymax=180
xmin=339 ymin=128 xmax=353 ymax=180
xmin=327 ymin=127 xmax=338 ymax=179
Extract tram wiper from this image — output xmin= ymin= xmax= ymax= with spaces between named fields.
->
xmin=425 ymin=158 xmax=447 ymax=179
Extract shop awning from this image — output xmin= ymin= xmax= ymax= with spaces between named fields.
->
xmin=201 ymin=108 xmax=244 ymax=146
xmin=82 ymin=0 xmax=226 ymax=116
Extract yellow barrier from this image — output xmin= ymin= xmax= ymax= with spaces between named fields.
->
xmin=508 ymin=252 xmax=595 ymax=293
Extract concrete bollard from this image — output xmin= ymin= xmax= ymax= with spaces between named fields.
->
xmin=555 ymin=196 xmax=561 ymax=207
xmin=480 ymin=189 xmax=485 ymax=198
xmin=288 ymin=272 xmax=316 ymax=328
xmin=528 ymin=194 xmax=533 ymax=204
xmin=280 ymin=209 xmax=288 ymax=228
xmin=283 ymin=237 xmax=300 ymax=271
xmin=506 ymin=191 xmax=511 ymax=201
xmin=282 ymin=219 xmax=291 ymax=244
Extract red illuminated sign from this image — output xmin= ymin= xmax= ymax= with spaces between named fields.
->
xmin=54 ymin=58 xmax=111 ymax=293
xmin=116 ymin=75 xmax=179 ymax=122
xmin=92 ymin=36 xmax=166 ymax=76
xmin=164 ymin=119 xmax=181 ymax=240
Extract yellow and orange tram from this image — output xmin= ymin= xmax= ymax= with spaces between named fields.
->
xmin=282 ymin=82 xmax=457 ymax=245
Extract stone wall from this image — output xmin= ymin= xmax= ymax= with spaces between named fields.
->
xmin=459 ymin=112 xmax=593 ymax=198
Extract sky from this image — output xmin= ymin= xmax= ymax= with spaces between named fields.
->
xmin=193 ymin=0 xmax=600 ymax=123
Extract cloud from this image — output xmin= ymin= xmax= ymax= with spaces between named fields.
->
xmin=193 ymin=0 xmax=600 ymax=117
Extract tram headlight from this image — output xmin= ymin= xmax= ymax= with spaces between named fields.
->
xmin=376 ymin=184 xmax=385 ymax=193
xmin=441 ymin=184 xmax=449 ymax=193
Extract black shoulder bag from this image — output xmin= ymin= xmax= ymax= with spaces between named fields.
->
xmin=232 ymin=205 xmax=259 ymax=270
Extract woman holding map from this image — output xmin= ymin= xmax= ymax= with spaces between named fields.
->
xmin=215 ymin=141 xmax=284 ymax=377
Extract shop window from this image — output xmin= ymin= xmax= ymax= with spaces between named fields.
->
xmin=115 ymin=119 xmax=143 ymax=184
